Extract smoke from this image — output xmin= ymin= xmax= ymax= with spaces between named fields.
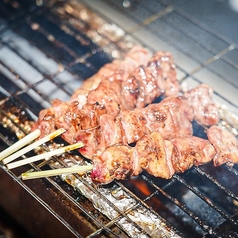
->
xmin=228 ymin=0 xmax=238 ymax=12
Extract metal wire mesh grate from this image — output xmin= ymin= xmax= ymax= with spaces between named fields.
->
xmin=0 ymin=0 xmax=238 ymax=237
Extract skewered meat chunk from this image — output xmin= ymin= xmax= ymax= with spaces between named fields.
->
xmin=33 ymin=82 xmax=219 ymax=160
xmin=134 ymin=132 xmax=175 ymax=178
xmin=31 ymin=45 xmax=226 ymax=184
xmin=35 ymin=99 xmax=69 ymax=136
xmin=33 ymin=48 xmax=181 ymax=138
xmin=55 ymin=101 xmax=106 ymax=158
xmin=122 ymin=51 xmax=179 ymax=109
xmin=119 ymin=109 xmax=149 ymax=144
xmin=70 ymin=46 xmax=152 ymax=107
xmin=184 ymin=84 xmax=220 ymax=126
xmin=143 ymin=96 xmax=193 ymax=140
xmin=207 ymin=125 xmax=238 ymax=166
xmin=147 ymin=51 xmax=179 ymax=97
xmin=122 ymin=66 xmax=159 ymax=109
xmin=92 ymin=145 xmax=134 ymax=183
xmin=80 ymin=51 xmax=180 ymax=112
xmin=91 ymin=132 xmax=216 ymax=184
xmin=32 ymin=46 xmax=151 ymax=133
xmin=56 ymin=95 xmax=193 ymax=159
xmin=171 ymin=136 xmax=216 ymax=173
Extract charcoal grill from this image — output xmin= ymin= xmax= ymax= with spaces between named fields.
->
xmin=0 ymin=0 xmax=238 ymax=237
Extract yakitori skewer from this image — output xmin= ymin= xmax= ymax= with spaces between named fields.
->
xmin=0 ymin=129 xmax=41 ymax=161
xmin=21 ymin=164 xmax=93 ymax=180
xmin=2 ymin=128 xmax=66 ymax=164
xmin=6 ymin=142 xmax=84 ymax=169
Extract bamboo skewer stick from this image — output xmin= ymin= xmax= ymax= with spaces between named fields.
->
xmin=3 ymin=128 xmax=66 ymax=165
xmin=0 ymin=129 xmax=41 ymax=161
xmin=7 ymin=142 xmax=84 ymax=169
xmin=21 ymin=165 xmax=93 ymax=180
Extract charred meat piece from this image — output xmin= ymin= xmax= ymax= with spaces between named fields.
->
xmin=147 ymin=51 xmax=179 ymax=97
xmin=143 ymin=96 xmax=193 ymax=140
xmin=171 ymin=136 xmax=216 ymax=173
xmin=119 ymin=109 xmax=149 ymax=144
xmin=33 ymin=81 xmax=219 ymax=160
xmin=85 ymin=51 xmax=180 ymax=112
xmin=31 ymin=99 xmax=69 ymax=133
xmin=34 ymin=49 xmax=181 ymax=138
xmin=91 ymin=132 xmax=215 ymax=184
xmin=184 ymin=84 xmax=220 ymax=126
xmin=98 ymin=114 xmax=125 ymax=151
xmin=91 ymin=145 xmax=134 ymax=184
xmin=122 ymin=66 xmax=159 ymax=109
xmin=134 ymin=132 xmax=175 ymax=178
xmin=121 ymin=51 xmax=180 ymax=109
xmin=33 ymin=46 xmax=151 ymax=136
xmin=71 ymin=46 xmax=152 ymax=107
xmin=54 ymin=102 xmax=106 ymax=159
xmin=58 ymin=96 xmax=193 ymax=159
xmin=207 ymin=125 xmax=238 ymax=166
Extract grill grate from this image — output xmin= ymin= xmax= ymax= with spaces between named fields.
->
xmin=1 ymin=0 xmax=238 ymax=237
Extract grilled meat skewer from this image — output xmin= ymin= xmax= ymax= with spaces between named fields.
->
xmin=52 ymin=84 xmax=219 ymax=159
xmin=33 ymin=49 xmax=180 ymax=139
xmin=71 ymin=46 xmax=152 ymax=106
xmin=91 ymin=131 xmax=216 ymax=184
xmin=207 ymin=125 xmax=238 ymax=166
xmin=91 ymin=125 xmax=238 ymax=184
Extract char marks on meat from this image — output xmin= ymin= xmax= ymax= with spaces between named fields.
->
xmin=147 ymin=51 xmax=179 ymax=97
xmin=143 ymin=96 xmax=193 ymax=140
xmin=184 ymin=84 xmax=220 ymax=126
xmin=61 ymin=95 xmax=196 ymax=159
xmin=122 ymin=51 xmax=179 ymax=109
xmin=32 ymin=46 xmax=151 ymax=133
xmin=91 ymin=132 xmax=216 ymax=184
xmin=34 ymin=81 xmax=220 ymax=161
xmin=33 ymin=47 xmax=181 ymax=138
xmin=207 ymin=125 xmax=238 ymax=166
xmin=171 ymin=136 xmax=216 ymax=173
xmin=31 ymin=46 xmax=238 ymax=185
xmin=70 ymin=46 xmax=152 ymax=106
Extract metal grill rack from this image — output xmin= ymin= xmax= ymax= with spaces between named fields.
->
xmin=0 ymin=0 xmax=238 ymax=237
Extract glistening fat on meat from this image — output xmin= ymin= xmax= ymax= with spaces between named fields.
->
xmin=32 ymin=48 xmax=181 ymax=140
xmin=91 ymin=132 xmax=216 ymax=184
xmin=32 ymin=46 xmax=232 ymax=184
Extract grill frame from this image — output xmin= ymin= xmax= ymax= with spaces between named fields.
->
xmin=0 ymin=0 xmax=238 ymax=237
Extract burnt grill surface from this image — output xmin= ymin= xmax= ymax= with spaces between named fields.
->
xmin=0 ymin=0 xmax=238 ymax=237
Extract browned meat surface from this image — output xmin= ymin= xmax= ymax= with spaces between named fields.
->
xmin=57 ymin=95 xmax=194 ymax=159
xmin=31 ymin=46 xmax=230 ymax=184
xmin=33 ymin=49 xmax=181 ymax=139
xmin=91 ymin=145 xmax=134 ymax=183
xmin=184 ymin=84 xmax=220 ymax=126
xmin=54 ymin=102 xmax=106 ymax=159
xmin=147 ymin=51 xmax=179 ymax=97
xmin=207 ymin=125 xmax=238 ymax=166
xmin=122 ymin=51 xmax=179 ymax=109
xmin=32 ymin=46 xmax=151 ymax=135
xmin=122 ymin=66 xmax=159 ymax=109
xmin=135 ymin=132 xmax=175 ymax=178
xmin=98 ymin=114 xmax=125 ymax=151
xmin=70 ymin=46 xmax=152 ymax=106
xmin=143 ymin=97 xmax=193 ymax=140
xmin=33 ymin=81 xmax=219 ymax=160
xmin=31 ymin=99 xmax=69 ymax=133
xmin=84 ymin=51 xmax=181 ymax=112
xmin=86 ymin=75 xmax=123 ymax=114
xmin=171 ymin=136 xmax=216 ymax=173
xmin=91 ymin=132 xmax=215 ymax=184
xmin=119 ymin=109 xmax=149 ymax=144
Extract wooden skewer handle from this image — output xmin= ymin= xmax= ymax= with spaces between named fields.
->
xmin=21 ymin=165 xmax=93 ymax=180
